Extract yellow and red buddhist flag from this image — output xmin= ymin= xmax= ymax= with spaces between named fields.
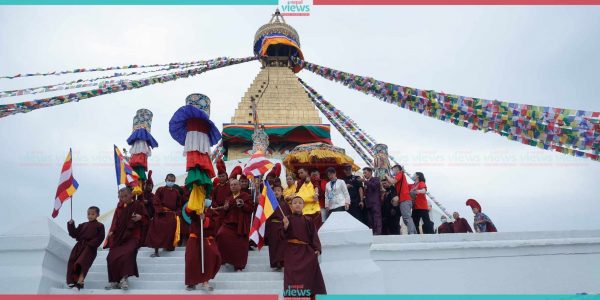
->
xmin=52 ymin=148 xmax=79 ymax=218
xmin=242 ymin=150 xmax=274 ymax=179
xmin=249 ymin=181 xmax=280 ymax=249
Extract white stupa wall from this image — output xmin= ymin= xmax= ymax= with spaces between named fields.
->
xmin=319 ymin=211 xmax=385 ymax=294
xmin=2 ymin=216 xmax=600 ymax=294
xmin=0 ymin=218 xmax=74 ymax=293
xmin=371 ymin=231 xmax=600 ymax=294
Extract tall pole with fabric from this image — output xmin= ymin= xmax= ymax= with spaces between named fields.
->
xmin=169 ymin=93 xmax=221 ymax=276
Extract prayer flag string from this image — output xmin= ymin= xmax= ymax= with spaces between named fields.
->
xmin=0 ymin=56 xmax=257 ymax=118
xmin=293 ymin=57 xmax=600 ymax=162
xmin=300 ymin=78 xmax=452 ymax=218
xmin=0 ymin=59 xmax=220 ymax=80
xmin=0 ymin=59 xmax=224 ymax=98
xmin=302 ymin=82 xmax=373 ymax=167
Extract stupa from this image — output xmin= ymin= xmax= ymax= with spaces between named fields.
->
xmin=222 ymin=9 xmax=331 ymax=161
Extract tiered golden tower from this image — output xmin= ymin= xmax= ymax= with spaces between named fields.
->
xmin=222 ymin=10 xmax=331 ymax=161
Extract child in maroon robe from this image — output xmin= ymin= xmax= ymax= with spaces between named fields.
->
xmin=282 ymin=196 xmax=327 ymax=299
xmin=104 ymin=185 xmax=146 ymax=290
xmin=66 ymin=206 xmax=105 ymax=289
xmin=185 ymin=199 xmax=222 ymax=291
xmin=265 ymin=185 xmax=291 ymax=271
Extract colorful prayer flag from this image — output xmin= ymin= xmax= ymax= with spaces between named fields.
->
xmin=52 ymin=148 xmax=79 ymax=218
xmin=113 ymin=145 xmax=139 ymax=187
xmin=249 ymin=181 xmax=280 ymax=250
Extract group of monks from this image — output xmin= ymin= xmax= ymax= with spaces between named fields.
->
xmin=63 ymin=158 xmax=498 ymax=299
xmin=63 ymin=160 xmax=328 ymax=298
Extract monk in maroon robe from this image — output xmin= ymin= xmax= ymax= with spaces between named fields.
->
xmin=105 ymin=186 xmax=146 ymax=290
xmin=215 ymin=179 xmax=253 ymax=271
xmin=139 ymin=173 xmax=155 ymax=246
xmin=146 ymin=174 xmax=183 ymax=257
xmin=240 ymin=175 xmax=251 ymax=195
xmin=185 ymin=202 xmax=222 ymax=291
xmin=282 ymin=196 xmax=326 ymax=299
xmin=452 ymin=212 xmax=473 ymax=233
xmin=179 ymin=186 xmax=191 ymax=247
xmin=437 ymin=216 xmax=454 ymax=234
xmin=211 ymin=166 xmax=232 ymax=233
xmin=265 ymin=185 xmax=291 ymax=270
xmin=66 ymin=206 xmax=105 ymax=289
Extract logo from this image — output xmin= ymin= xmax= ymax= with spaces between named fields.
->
xmin=279 ymin=0 xmax=312 ymax=17
xmin=283 ymin=284 xmax=312 ymax=299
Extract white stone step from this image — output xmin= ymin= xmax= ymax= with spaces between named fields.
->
xmin=84 ymin=271 xmax=283 ymax=282
xmin=89 ymin=262 xmax=273 ymax=273
xmin=49 ymin=287 xmax=281 ymax=295
xmin=92 ymin=255 xmax=270 ymax=265
xmin=96 ymin=248 xmax=270 ymax=258
xmin=80 ymin=279 xmax=282 ymax=290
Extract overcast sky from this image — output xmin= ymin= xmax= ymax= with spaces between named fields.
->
xmin=1 ymin=5 xmax=599 ymax=234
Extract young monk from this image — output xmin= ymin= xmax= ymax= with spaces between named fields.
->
xmin=66 ymin=206 xmax=106 ymax=289
xmin=215 ymin=179 xmax=253 ymax=271
xmin=105 ymin=185 xmax=146 ymax=290
xmin=239 ymin=175 xmax=251 ymax=195
xmin=282 ymin=196 xmax=327 ymax=299
xmin=283 ymin=175 xmax=297 ymax=202
xmin=185 ymin=198 xmax=222 ymax=291
xmin=265 ymin=185 xmax=291 ymax=271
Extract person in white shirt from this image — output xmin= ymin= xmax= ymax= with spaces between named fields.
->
xmin=325 ymin=167 xmax=351 ymax=218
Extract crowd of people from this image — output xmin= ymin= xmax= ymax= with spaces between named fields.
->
xmin=63 ymin=160 xmax=496 ymax=298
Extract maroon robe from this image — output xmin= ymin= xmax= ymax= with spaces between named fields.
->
xmin=215 ymin=192 xmax=253 ymax=270
xmin=265 ymin=197 xmax=291 ymax=268
xmin=437 ymin=222 xmax=454 ymax=234
xmin=139 ymin=191 xmax=154 ymax=246
xmin=211 ymin=180 xmax=232 ymax=232
xmin=452 ymin=218 xmax=473 ymax=233
xmin=282 ymin=213 xmax=326 ymax=297
xmin=105 ymin=200 xmax=145 ymax=283
xmin=145 ymin=186 xmax=182 ymax=250
xmin=179 ymin=187 xmax=191 ymax=246
xmin=66 ymin=220 xmax=105 ymax=285
xmin=185 ymin=208 xmax=222 ymax=286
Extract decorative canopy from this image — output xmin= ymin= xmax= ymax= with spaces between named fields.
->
xmin=283 ymin=142 xmax=360 ymax=174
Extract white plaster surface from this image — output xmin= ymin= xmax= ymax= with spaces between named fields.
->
xmin=2 ymin=216 xmax=600 ymax=295
xmin=0 ymin=218 xmax=74 ymax=293
xmin=372 ymin=230 xmax=600 ymax=294
xmin=319 ymin=211 xmax=385 ymax=294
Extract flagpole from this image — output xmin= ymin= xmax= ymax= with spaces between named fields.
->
xmin=200 ymin=216 xmax=205 ymax=273
xmin=249 ymin=179 xmax=257 ymax=234
xmin=277 ymin=204 xmax=286 ymax=218
xmin=70 ymin=195 xmax=73 ymax=220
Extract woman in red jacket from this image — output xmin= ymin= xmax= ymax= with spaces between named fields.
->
xmin=410 ymin=172 xmax=434 ymax=234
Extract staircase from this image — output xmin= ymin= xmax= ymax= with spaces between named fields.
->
xmin=49 ymin=247 xmax=283 ymax=295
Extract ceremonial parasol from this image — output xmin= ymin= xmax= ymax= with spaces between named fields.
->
xmin=282 ymin=142 xmax=360 ymax=175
